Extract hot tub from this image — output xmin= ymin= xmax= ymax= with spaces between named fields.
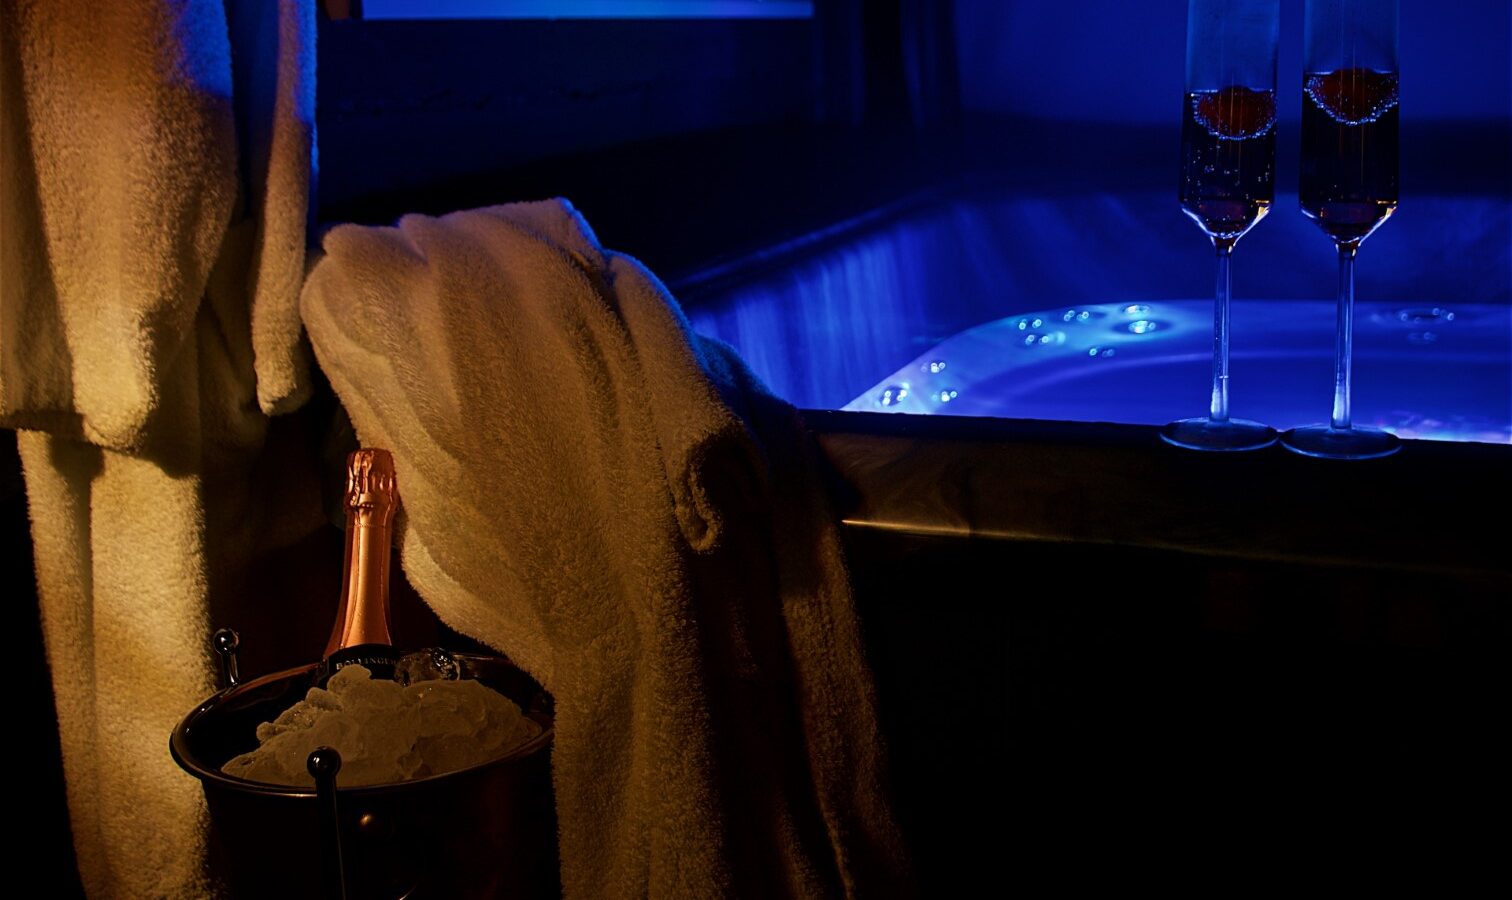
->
xmin=674 ymin=178 xmax=1511 ymax=900
xmin=844 ymin=299 xmax=1510 ymax=443
xmin=682 ymin=186 xmax=1511 ymax=444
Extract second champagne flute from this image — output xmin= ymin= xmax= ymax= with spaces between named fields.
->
xmin=1282 ymin=0 xmax=1401 ymax=459
xmin=1163 ymin=0 xmax=1280 ymax=451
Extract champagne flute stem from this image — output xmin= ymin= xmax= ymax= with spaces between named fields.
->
xmin=1210 ymin=240 xmax=1234 ymax=423
xmin=1331 ymin=243 xmax=1358 ymax=430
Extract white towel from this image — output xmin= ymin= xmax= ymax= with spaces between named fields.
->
xmin=1 ymin=1 xmax=317 ymax=895
xmin=301 ymin=199 xmax=911 ymax=898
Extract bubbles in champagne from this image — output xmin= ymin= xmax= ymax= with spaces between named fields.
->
xmin=1305 ymin=69 xmax=1399 ymax=125
xmin=1191 ymin=86 xmax=1277 ymax=140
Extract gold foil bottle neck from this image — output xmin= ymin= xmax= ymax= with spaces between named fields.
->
xmin=346 ymin=448 xmax=398 ymax=527
xmin=324 ymin=448 xmax=398 ymax=661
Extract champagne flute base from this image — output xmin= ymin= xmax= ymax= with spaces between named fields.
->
xmin=1160 ymin=417 xmax=1278 ymax=452
xmin=1280 ymin=424 xmax=1401 ymax=460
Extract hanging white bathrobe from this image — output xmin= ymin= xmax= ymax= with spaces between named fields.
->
xmin=0 ymin=1 xmax=316 ymax=895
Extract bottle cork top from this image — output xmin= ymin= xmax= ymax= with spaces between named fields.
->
xmin=346 ymin=449 xmax=398 ymax=527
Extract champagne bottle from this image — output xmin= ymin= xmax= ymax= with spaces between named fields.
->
xmin=321 ymin=448 xmax=401 ymax=682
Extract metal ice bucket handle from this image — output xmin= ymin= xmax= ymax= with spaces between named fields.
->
xmin=213 ymin=628 xmax=242 ymax=688
xmin=307 ymin=748 xmax=349 ymax=900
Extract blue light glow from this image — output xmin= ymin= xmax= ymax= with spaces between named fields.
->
xmin=362 ymin=0 xmax=813 ymax=19
xmin=1398 ymin=308 xmax=1455 ymax=324
xmin=844 ymin=300 xmax=1511 ymax=444
xmin=954 ymin=0 xmax=1510 ymax=123
xmin=683 ymin=191 xmax=1510 ymax=443
xmin=1019 ymin=332 xmax=1066 ymax=348
xmin=877 ymin=385 xmax=910 ymax=408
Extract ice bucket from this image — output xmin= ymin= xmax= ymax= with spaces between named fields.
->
xmin=171 ymin=638 xmax=558 ymax=899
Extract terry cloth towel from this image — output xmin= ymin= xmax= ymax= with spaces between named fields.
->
xmin=301 ymin=200 xmax=912 ymax=898
xmin=1 ymin=1 xmax=318 ymax=895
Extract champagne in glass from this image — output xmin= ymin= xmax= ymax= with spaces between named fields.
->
xmin=1162 ymin=0 xmax=1280 ymax=452
xmin=1181 ymin=85 xmax=1277 ymax=243
xmin=1283 ymin=0 xmax=1402 ymax=459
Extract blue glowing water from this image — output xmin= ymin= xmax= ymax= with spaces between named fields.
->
xmin=844 ymin=299 xmax=1511 ymax=444
xmin=683 ymin=191 xmax=1511 ymax=444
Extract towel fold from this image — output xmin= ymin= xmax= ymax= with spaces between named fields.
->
xmin=1 ymin=0 xmax=313 ymax=445
xmin=228 ymin=0 xmax=318 ymax=417
xmin=301 ymin=199 xmax=911 ymax=898
xmin=1 ymin=1 xmax=318 ymax=895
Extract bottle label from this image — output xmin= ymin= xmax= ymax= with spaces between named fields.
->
xmin=322 ymin=642 xmax=401 ymax=682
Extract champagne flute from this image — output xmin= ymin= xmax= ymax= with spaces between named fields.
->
xmin=1163 ymin=0 xmax=1281 ymax=452
xmin=1282 ymin=0 xmax=1401 ymax=459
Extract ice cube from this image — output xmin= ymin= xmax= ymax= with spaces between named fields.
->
xmin=254 ymin=685 xmax=338 ymax=742
xmin=395 ymin=648 xmax=460 ymax=685
xmin=221 ymin=662 xmax=540 ymax=787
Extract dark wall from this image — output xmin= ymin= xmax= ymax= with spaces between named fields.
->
xmin=316 ymin=17 xmax=818 ymax=214
xmin=819 ymin=414 xmax=1512 ymax=892
xmin=312 ymin=5 xmax=968 ymax=282
xmin=955 ymin=0 xmax=1512 ymax=124
xmin=855 ymin=530 xmax=1509 ymax=894
xmin=951 ymin=0 xmax=1511 ymax=263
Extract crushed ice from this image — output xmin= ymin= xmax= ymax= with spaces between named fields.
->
xmin=221 ymin=657 xmax=541 ymax=787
